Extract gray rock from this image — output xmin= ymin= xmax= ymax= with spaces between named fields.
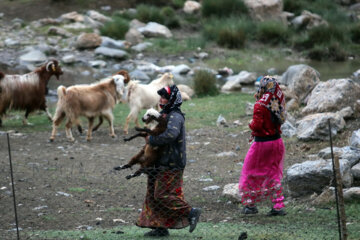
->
xmin=19 ymin=50 xmax=47 ymax=64
xmin=281 ymin=64 xmax=320 ymax=103
xmin=296 ymin=112 xmax=345 ymax=141
xmin=94 ymin=46 xmax=128 ymax=59
xmin=222 ymin=183 xmax=241 ymax=203
xmin=281 ymin=120 xmax=297 ymax=138
xmin=350 ymin=129 xmax=360 ymax=149
xmin=138 ymin=22 xmax=172 ymax=38
xmin=129 ymin=69 xmax=150 ymax=82
xmin=101 ymin=36 xmax=128 ymax=50
xmin=286 ymin=159 xmax=353 ymax=197
xmin=302 ymin=79 xmax=360 ymax=115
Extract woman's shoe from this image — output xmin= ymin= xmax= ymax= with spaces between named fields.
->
xmin=144 ymin=228 xmax=169 ymax=237
xmin=188 ymin=208 xmax=201 ymax=233
xmin=242 ymin=206 xmax=258 ymax=214
xmin=267 ymin=208 xmax=286 ymax=216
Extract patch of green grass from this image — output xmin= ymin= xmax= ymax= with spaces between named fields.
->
xmin=0 ymin=93 xmax=253 ymax=134
xmin=68 ymin=187 xmax=86 ymax=193
xmin=26 ymin=202 xmax=360 ymax=239
xmin=181 ymin=93 xmax=253 ymax=129
xmin=147 ymin=37 xmax=204 ymax=54
xmin=41 ymin=215 xmax=56 ymax=221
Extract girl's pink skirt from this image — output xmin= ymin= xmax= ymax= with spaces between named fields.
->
xmin=239 ymin=138 xmax=285 ymax=208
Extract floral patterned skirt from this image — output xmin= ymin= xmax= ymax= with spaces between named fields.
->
xmin=137 ymin=169 xmax=191 ymax=229
xmin=239 ymin=138 xmax=285 ymax=209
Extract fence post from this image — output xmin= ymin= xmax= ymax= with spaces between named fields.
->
xmin=7 ymin=133 xmax=20 ymax=240
xmin=328 ymin=120 xmax=347 ymax=240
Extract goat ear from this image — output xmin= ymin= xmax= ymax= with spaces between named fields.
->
xmin=117 ymin=70 xmax=130 ymax=84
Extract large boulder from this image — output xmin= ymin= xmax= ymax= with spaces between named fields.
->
xmin=302 ymin=79 xmax=360 ymax=115
xmin=243 ymin=0 xmax=283 ymax=21
xmin=75 ymin=33 xmax=102 ymax=49
xmin=280 ymin=64 xmax=320 ymax=104
xmin=286 ymin=159 xmax=353 ymax=197
xmin=291 ymin=10 xmax=328 ymax=30
xmin=350 ymin=129 xmax=360 ymax=149
xmin=296 ymin=112 xmax=345 ymax=141
xmin=138 ymin=22 xmax=172 ymax=38
xmin=183 ymin=1 xmax=201 ymax=14
xmin=221 ymin=71 xmax=256 ymax=92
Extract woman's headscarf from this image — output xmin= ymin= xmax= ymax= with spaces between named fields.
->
xmin=255 ymin=76 xmax=286 ymax=124
xmin=157 ymin=85 xmax=183 ymax=115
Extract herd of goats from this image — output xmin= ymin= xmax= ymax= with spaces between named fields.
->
xmin=0 ymin=60 xmax=175 ymax=178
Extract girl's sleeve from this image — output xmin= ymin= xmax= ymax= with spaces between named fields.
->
xmin=249 ymin=103 xmax=264 ymax=132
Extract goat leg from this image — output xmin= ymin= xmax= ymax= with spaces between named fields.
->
xmin=125 ymin=169 xmax=143 ymax=180
xmin=92 ymin=116 xmax=103 ymax=132
xmin=114 ymin=164 xmax=131 ymax=171
xmin=123 ymin=132 xmax=147 ymax=142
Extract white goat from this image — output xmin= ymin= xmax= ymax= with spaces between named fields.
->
xmin=123 ymin=72 xmax=173 ymax=134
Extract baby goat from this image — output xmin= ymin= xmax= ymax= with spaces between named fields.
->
xmin=114 ymin=108 xmax=167 ymax=179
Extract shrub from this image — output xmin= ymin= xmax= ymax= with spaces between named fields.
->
xmin=161 ymin=6 xmax=181 ymax=28
xmin=193 ymin=70 xmax=219 ymax=97
xmin=136 ymin=4 xmax=165 ymax=24
xmin=350 ymin=24 xmax=360 ymax=44
xmin=202 ymin=0 xmax=248 ymax=18
xmin=307 ymin=42 xmax=346 ymax=61
xmin=100 ymin=16 xmax=129 ymax=40
xmin=256 ymin=21 xmax=289 ymax=45
xmin=203 ymin=17 xmax=253 ymax=49
xmin=218 ymin=28 xmax=246 ymax=49
xmin=283 ymin=0 xmax=306 ymax=16
xmin=295 ymin=25 xmax=345 ymax=49
xmin=171 ymin=0 xmax=186 ymax=9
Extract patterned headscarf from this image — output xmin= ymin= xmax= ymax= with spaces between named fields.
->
xmin=255 ymin=76 xmax=286 ymax=124
xmin=157 ymin=85 xmax=183 ymax=115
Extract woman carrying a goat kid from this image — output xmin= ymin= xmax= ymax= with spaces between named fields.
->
xmin=136 ymin=85 xmax=201 ymax=237
xmin=238 ymin=76 xmax=287 ymax=216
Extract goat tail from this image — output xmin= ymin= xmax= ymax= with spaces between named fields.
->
xmin=57 ymin=85 xmax=67 ymax=99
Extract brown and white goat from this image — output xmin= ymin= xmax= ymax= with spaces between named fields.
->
xmin=123 ymin=72 xmax=173 ymax=135
xmin=0 ymin=60 xmax=63 ymax=126
xmin=114 ymin=108 xmax=167 ymax=179
xmin=49 ymin=70 xmax=130 ymax=142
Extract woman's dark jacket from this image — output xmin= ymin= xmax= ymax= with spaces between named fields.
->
xmin=149 ymin=110 xmax=186 ymax=169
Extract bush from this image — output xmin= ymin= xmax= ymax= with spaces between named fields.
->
xmin=161 ymin=6 xmax=181 ymax=28
xmin=350 ymin=23 xmax=360 ymax=44
xmin=202 ymin=0 xmax=248 ymax=18
xmin=171 ymin=0 xmax=186 ymax=9
xmin=307 ymin=42 xmax=346 ymax=61
xmin=100 ymin=16 xmax=129 ymax=40
xmin=283 ymin=0 xmax=306 ymax=16
xmin=295 ymin=25 xmax=345 ymax=49
xmin=256 ymin=21 xmax=289 ymax=45
xmin=218 ymin=28 xmax=246 ymax=49
xmin=136 ymin=4 xmax=165 ymax=24
xmin=193 ymin=70 xmax=219 ymax=97
xmin=203 ymin=17 xmax=253 ymax=49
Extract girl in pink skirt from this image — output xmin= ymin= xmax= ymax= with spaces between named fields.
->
xmin=239 ymin=76 xmax=286 ymax=216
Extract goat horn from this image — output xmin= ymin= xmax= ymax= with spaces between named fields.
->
xmin=46 ymin=61 xmax=54 ymax=72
